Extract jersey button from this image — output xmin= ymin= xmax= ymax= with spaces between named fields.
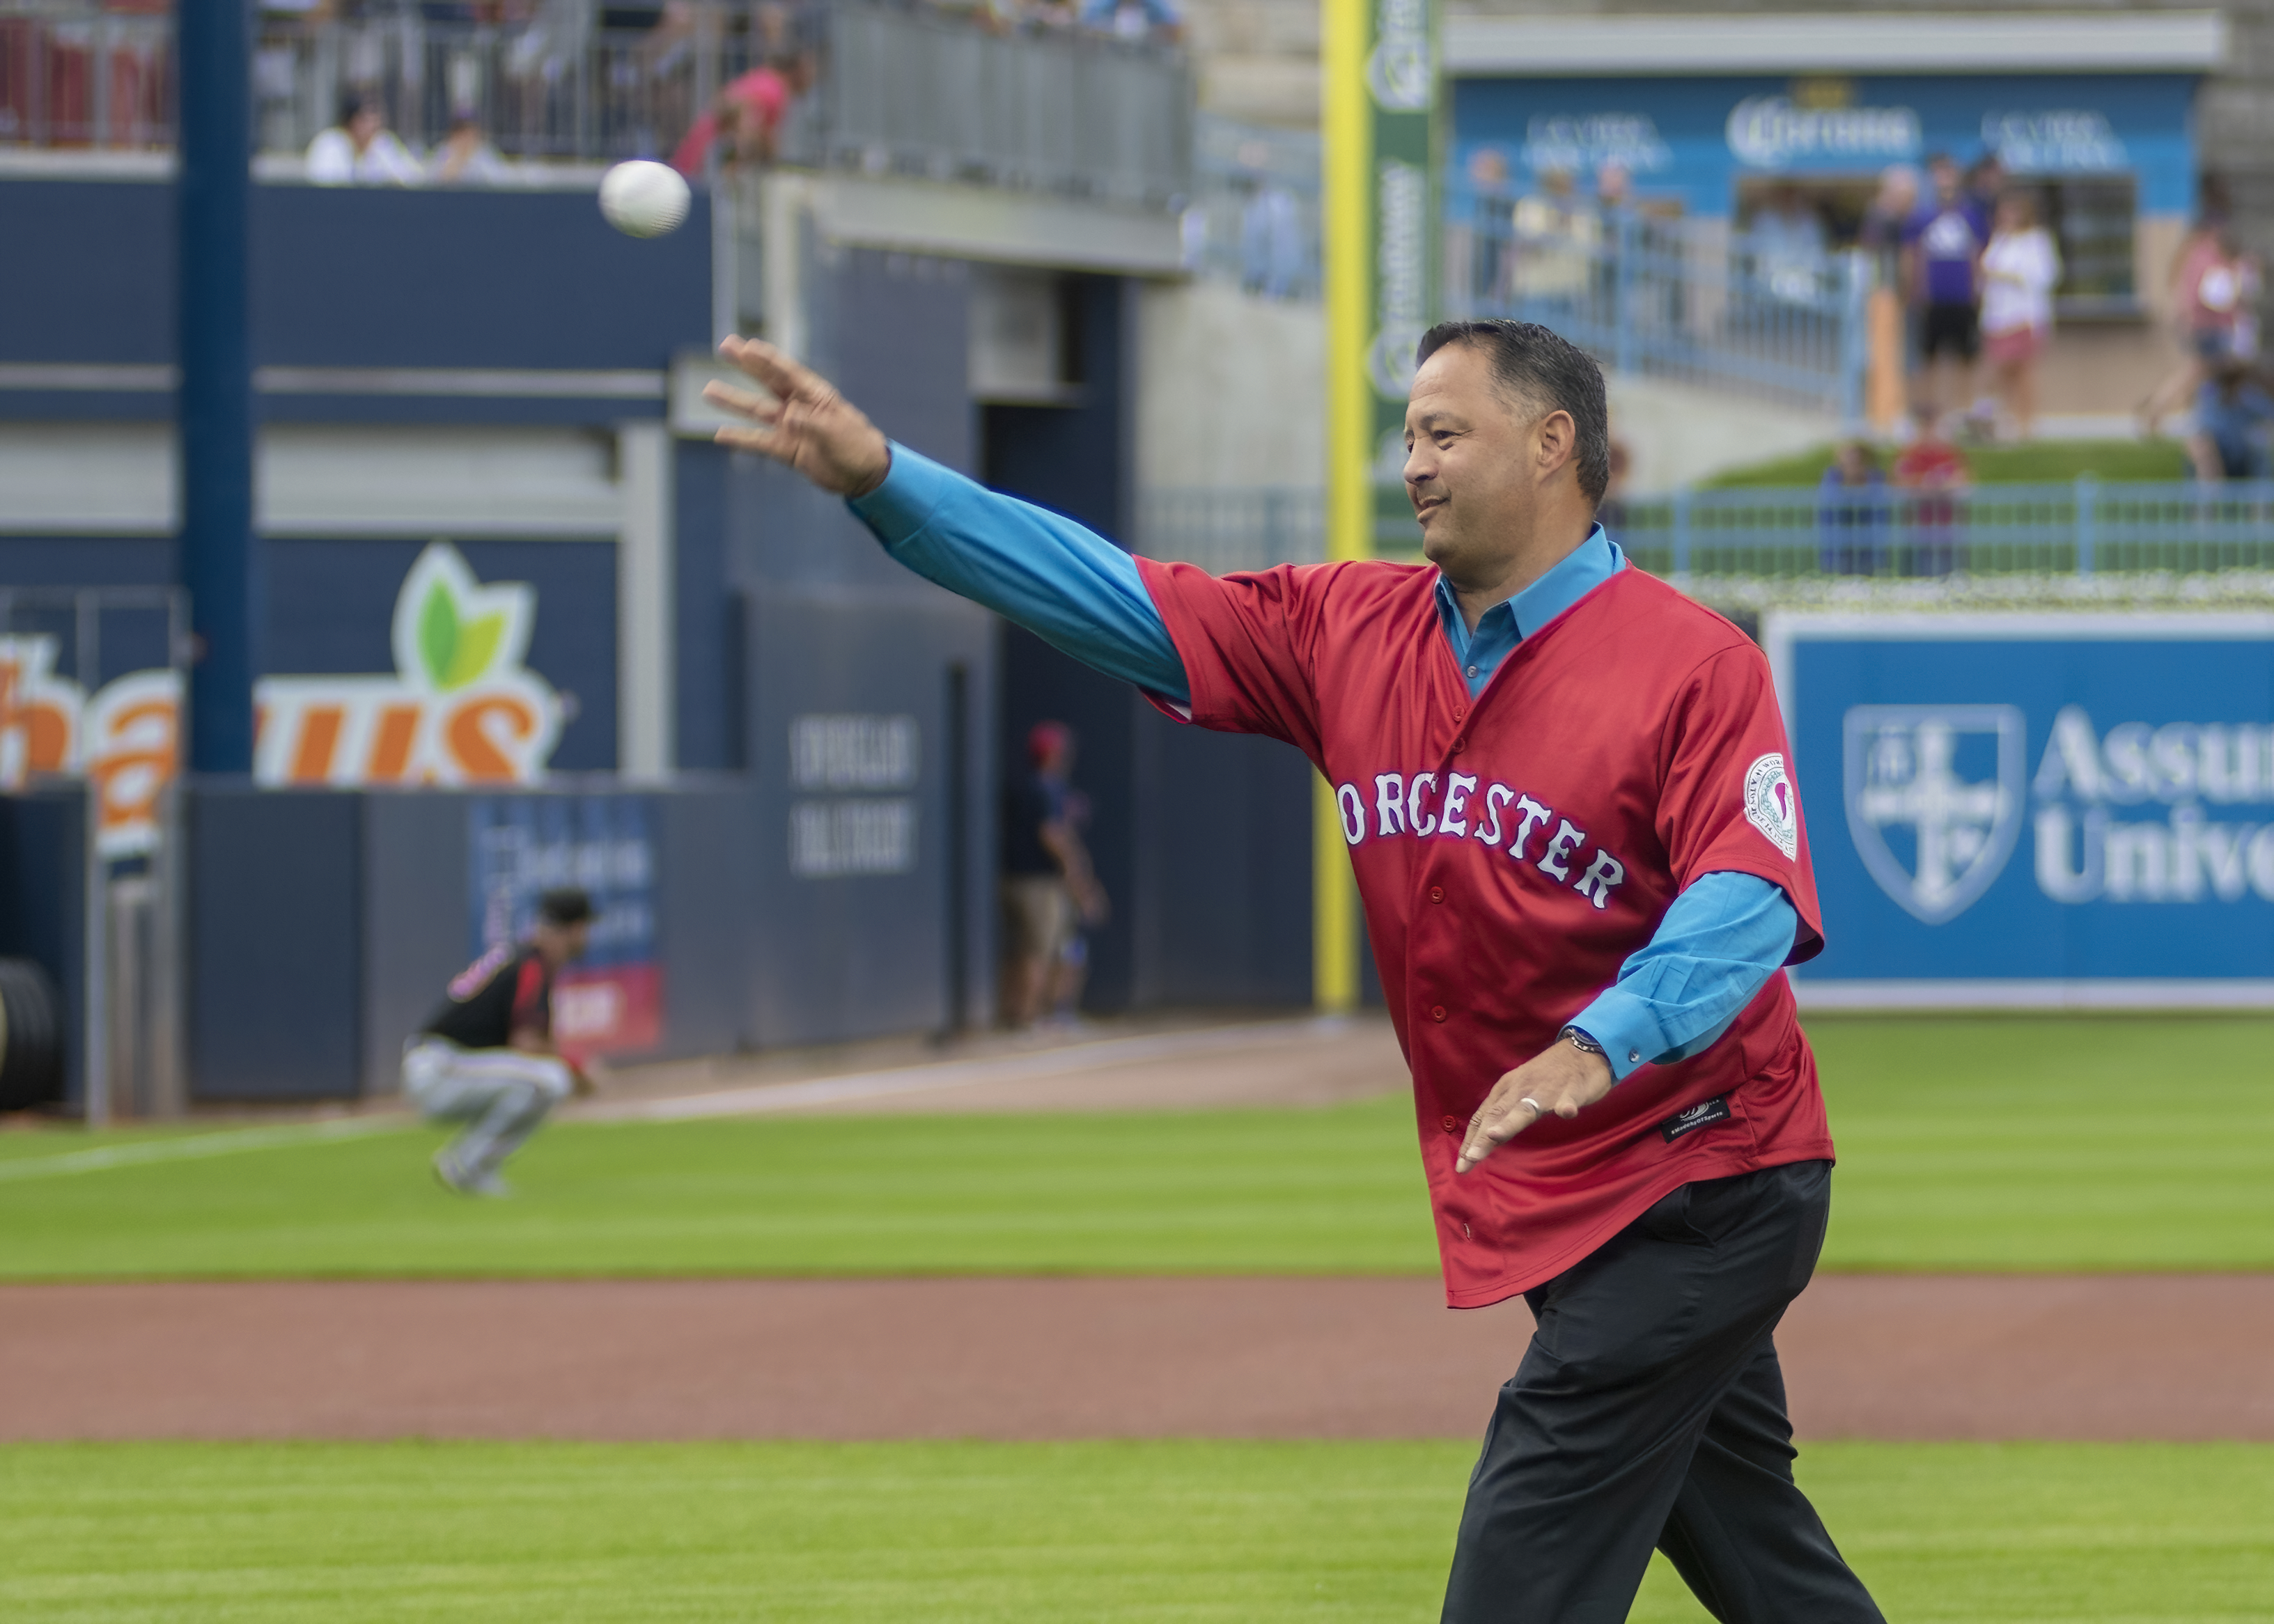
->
xmin=1429 ymin=885 xmax=1444 ymax=903
xmin=1431 ymin=1004 xmax=1448 ymax=1022
xmin=1440 ymin=1114 xmax=1461 ymax=1134
xmin=1451 ymin=705 xmax=1467 ymax=721
xmin=1465 ymin=664 xmax=1479 ymax=678
xmin=1451 ymin=736 xmax=1466 ymax=753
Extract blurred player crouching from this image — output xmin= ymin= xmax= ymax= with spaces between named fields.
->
xmin=403 ymin=887 xmax=596 ymax=1196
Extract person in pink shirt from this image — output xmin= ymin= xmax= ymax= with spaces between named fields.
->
xmin=669 ymin=53 xmax=813 ymax=177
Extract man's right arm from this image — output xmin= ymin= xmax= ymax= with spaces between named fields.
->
xmin=703 ymin=336 xmax=1192 ymax=705
xmin=849 ymin=444 xmax=1191 ymax=704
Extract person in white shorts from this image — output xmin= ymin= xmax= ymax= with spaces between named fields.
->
xmin=403 ymin=887 xmax=594 ymax=1196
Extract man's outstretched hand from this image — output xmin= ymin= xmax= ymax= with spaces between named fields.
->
xmin=703 ymin=336 xmax=892 ymax=498
xmin=1456 ymin=1038 xmax=1615 ymax=1174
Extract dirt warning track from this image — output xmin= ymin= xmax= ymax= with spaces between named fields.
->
xmin=4 ymin=1274 xmax=2268 ymax=1444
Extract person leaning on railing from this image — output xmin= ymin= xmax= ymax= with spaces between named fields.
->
xmin=1891 ymin=403 xmax=1970 ymax=576
xmin=306 ymin=93 xmax=424 ymax=186
xmin=1816 ymin=441 xmax=1891 ymax=576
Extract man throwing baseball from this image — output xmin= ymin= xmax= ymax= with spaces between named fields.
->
xmin=405 ymin=886 xmax=595 ymax=1196
xmin=706 ymin=320 xmax=1883 ymax=1622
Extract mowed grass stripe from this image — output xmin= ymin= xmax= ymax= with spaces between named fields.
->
xmin=2 ymin=1439 xmax=2271 ymax=1621
xmin=0 ymin=1014 xmax=2267 ymax=1279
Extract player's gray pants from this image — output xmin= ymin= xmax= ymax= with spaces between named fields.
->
xmin=401 ymin=1038 xmax=571 ymax=1176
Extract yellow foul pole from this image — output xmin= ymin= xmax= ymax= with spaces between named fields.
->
xmin=1314 ymin=0 xmax=1370 ymax=1011
xmin=1315 ymin=0 xmax=1437 ymax=1010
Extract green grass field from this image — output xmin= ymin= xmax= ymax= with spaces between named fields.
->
xmin=3 ymin=1439 xmax=2269 ymax=1622
xmin=1704 ymin=437 xmax=2195 ymax=487
xmin=1 ymin=1014 xmax=2268 ymax=1279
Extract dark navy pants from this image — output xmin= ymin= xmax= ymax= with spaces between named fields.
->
xmin=1441 ymin=1160 xmax=1885 ymax=1623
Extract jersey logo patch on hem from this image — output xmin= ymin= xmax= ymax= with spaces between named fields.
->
xmin=1660 ymin=1095 xmax=1731 ymax=1142
xmin=1743 ymin=752 xmax=1799 ymax=859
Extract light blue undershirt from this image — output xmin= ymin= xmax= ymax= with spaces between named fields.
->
xmin=850 ymin=443 xmax=1798 ymax=1080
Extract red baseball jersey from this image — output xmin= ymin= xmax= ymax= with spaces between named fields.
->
xmin=1135 ymin=554 xmax=1835 ymax=1307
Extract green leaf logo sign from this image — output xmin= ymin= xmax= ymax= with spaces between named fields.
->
xmin=416 ymin=582 xmax=509 ymax=692
xmin=390 ymin=544 xmax=538 ymax=696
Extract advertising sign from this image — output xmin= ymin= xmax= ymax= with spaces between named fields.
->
xmin=1768 ymin=612 xmax=2274 ymax=1005
xmin=468 ymin=795 xmax=662 ymax=1054
xmin=1454 ymin=72 xmax=2197 ymax=218
xmin=0 ymin=635 xmax=181 ymax=857
xmin=256 ymin=542 xmax=564 ymax=788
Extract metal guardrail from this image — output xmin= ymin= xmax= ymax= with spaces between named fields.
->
xmin=1182 ymin=114 xmax=1321 ymax=300
xmin=1139 ymin=487 xmax=1325 ymax=575
xmin=1446 ymin=182 xmax=1869 ymax=417
xmin=1 ymin=1 xmax=1192 ymax=207
xmin=1139 ymin=480 xmax=2274 ymax=581
xmin=823 ymin=2 xmax=1189 ymax=208
xmin=0 ymin=6 xmax=171 ymax=148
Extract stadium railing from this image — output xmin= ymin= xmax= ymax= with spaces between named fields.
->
xmin=1444 ymin=180 xmax=1870 ymax=419
xmin=1139 ymin=478 xmax=2274 ymax=579
xmin=1 ymin=1 xmax=1192 ymax=208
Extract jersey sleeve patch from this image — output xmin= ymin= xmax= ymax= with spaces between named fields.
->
xmin=1743 ymin=752 xmax=1800 ymax=859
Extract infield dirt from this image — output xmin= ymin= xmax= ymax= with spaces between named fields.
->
xmin=6 ymin=1273 xmax=2269 ymax=1444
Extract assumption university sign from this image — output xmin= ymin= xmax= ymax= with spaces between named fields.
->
xmin=1768 ymin=613 xmax=2274 ymax=1004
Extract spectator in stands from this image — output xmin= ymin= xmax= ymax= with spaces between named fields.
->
xmin=1965 ymin=152 xmax=2007 ymax=221
xmin=1239 ymin=178 xmax=1306 ymax=300
xmin=1079 ymin=0 xmax=1182 ymax=43
xmin=1893 ymin=403 xmax=1970 ymax=575
xmin=2188 ymin=359 xmax=2274 ymax=482
xmin=429 ymin=109 xmax=511 ymax=185
xmin=999 ymin=721 xmax=1108 ymax=1031
xmin=1751 ymin=182 xmax=1828 ymax=304
xmin=1858 ymin=164 xmax=1917 ymax=291
xmin=1513 ymin=169 xmax=1597 ymax=315
xmin=1462 ymin=146 xmax=1516 ymax=307
xmin=1817 ymin=440 xmax=1891 ymax=575
xmin=2141 ymin=216 xmax=2245 ymax=434
xmin=1979 ymin=190 xmax=2061 ymax=441
xmin=669 ymin=52 xmax=813 ymax=176
xmin=306 ymin=94 xmax=424 ymax=185
xmin=1904 ymin=153 xmax=1988 ymax=429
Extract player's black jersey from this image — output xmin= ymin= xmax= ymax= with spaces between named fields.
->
xmin=422 ymin=944 xmax=552 ymax=1049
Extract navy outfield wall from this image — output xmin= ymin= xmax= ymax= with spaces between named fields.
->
xmin=0 ymin=177 xmax=712 ymax=422
xmin=726 ymin=245 xmax=999 ymax=1042
xmin=182 ymin=781 xmax=766 ymax=1102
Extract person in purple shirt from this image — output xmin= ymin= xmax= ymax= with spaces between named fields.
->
xmin=1903 ymin=153 xmax=1990 ymax=425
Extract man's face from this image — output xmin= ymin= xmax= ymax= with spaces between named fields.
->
xmin=1931 ymin=161 xmax=1958 ymax=203
xmin=350 ymin=107 xmax=383 ymax=146
xmin=534 ymin=919 xmax=593 ymax=969
xmin=1403 ymin=342 xmax=1557 ymax=584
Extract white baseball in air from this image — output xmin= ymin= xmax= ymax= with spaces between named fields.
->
xmin=598 ymin=160 xmax=690 ymax=239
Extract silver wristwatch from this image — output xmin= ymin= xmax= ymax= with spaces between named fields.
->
xmin=1558 ymin=1024 xmax=1606 ymax=1059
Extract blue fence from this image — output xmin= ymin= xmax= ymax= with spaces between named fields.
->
xmin=1139 ymin=480 xmax=2274 ymax=580
xmin=1445 ymin=183 xmax=1869 ymax=416
xmin=1610 ymin=480 xmax=2274 ymax=579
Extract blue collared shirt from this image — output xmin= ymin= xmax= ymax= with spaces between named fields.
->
xmin=1436 ymin=526 xmax=1621 ymax=696
xmin=850 ymin=444 xmax=1797 ymax=1079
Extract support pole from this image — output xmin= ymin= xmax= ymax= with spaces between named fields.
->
xmin=1316 ymin=0 xmax=1370 ymax=1013
xmin=1318 ymin=0 xmax=1438 ymax=1013
xmin=178 ymin=0 xmax=260 ymax=774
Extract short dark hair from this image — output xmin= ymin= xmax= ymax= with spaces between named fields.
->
xmin=536 ymin=888 xmax=595 ymax=927
xmin=1414 ymin=320 xmax=1612 ymax=503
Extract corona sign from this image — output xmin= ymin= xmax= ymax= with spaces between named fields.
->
xmin=252 ymin=543 xmax=563 ymax=788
